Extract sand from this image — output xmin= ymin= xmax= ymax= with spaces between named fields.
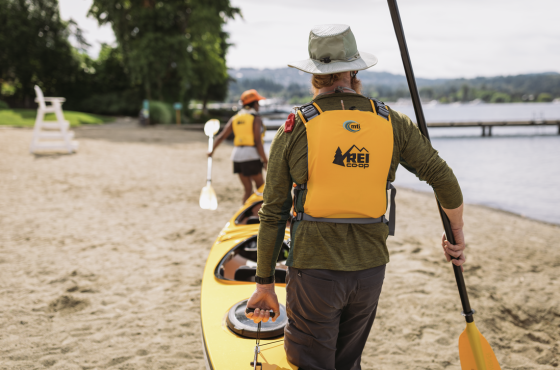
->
xmin=0 ymin=121 xmax=559 ymax=370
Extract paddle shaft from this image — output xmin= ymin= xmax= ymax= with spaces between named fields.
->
xmin=207 ymin=136 xmax=214 ymax=185
xmin=387 ymin=0 xmax=474 ymax=323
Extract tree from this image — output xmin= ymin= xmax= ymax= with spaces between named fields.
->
xmin=0 ymin=0 xmax=84 ymax=107
xmin=89 ymin=0 xmax=240 ymax=107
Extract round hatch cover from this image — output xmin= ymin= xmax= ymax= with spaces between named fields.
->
xmin=226 ymin=299 xmax=287 ymax=339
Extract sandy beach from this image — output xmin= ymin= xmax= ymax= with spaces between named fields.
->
xmin=1 ymin=122 xmax=559 ymax=370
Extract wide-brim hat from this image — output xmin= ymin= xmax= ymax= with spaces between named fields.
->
xmin=288 ymin=24 xmax=378 ymax=75
xmin=240 ymin=89 xmax=266 ymax=105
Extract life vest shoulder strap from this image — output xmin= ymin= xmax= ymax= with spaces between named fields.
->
xmin=369 ymin=98 xmax=390 ymax=121
xmin=298 ymin=98 xmax=389 ymax=123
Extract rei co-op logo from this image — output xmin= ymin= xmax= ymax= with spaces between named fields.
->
xmin=343 ymin=120 xmax=361 ymax=133
xmin=333 ymin=145 xmax=369 ymax=168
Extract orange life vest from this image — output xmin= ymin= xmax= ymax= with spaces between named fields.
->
xmin=294 ymin=98 xmax=396 ymax=234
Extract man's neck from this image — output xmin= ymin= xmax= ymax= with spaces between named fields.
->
xmin=317 ymin=81 xmax=353 ymax=96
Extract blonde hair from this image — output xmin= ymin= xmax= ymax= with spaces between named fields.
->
xmin=311 ymin=73 xmax=362 ymax=97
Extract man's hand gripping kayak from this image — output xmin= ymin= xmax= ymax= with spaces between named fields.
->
xmin=245 ymin=283 xmax=280 ymax=323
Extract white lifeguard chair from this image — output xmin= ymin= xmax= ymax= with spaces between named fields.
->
xmin=29 ymin=85 xmax=78 ymax=154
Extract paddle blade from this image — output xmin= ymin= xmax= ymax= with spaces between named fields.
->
xmin=204 ymin=119 xmax=220 ymax=137
xmin=199 ymin=185 xmax=218 ymax=210
xmin=459 ymin=322 xmax=501 ymax=370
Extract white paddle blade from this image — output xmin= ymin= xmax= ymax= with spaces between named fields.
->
xmin=204 ymin=119 xmax=220 ymax=137
xmin=199 ymin=185 xmax=218 ymax=210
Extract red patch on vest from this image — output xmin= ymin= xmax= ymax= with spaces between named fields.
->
xmin=284 ymin=113 xmax=295 ymax=133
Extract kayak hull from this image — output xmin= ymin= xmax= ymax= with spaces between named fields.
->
xmin=200 ymin=189 xmax=296 ymax=369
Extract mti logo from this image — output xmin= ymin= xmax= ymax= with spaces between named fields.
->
xmin=343 ymin=120 xmax=361 ymax=133
xmin=333 ymin=145 xmax=369 ymax=168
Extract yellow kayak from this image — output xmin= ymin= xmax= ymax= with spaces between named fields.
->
xmin=200 ymin=186 xmax=296 ymax=369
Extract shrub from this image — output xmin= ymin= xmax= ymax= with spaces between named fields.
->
xmin=0 ymin=100 xmax=9 ymax=110
xmin=68 ymin=89 xmax=143 ymax=116
xmin=149 ymin=101 xmax=174 ymax=124
xmin=536 ymin=93 xmax=553 ymax=102
xmin=490 ymin=92 xmax=511 ymax=103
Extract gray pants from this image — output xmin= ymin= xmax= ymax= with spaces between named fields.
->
xmin=284 ymin=265 xmax=386 ymax=370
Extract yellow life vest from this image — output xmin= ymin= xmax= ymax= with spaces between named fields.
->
xmin=295 ymin=99 xmax=396 ymax=234
xmin=232 ymin=110 xmax=266 ymax=146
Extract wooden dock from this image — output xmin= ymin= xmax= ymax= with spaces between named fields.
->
xmin=184 ymin=118 xmax=560 ymax=136
xmin=426 ymin=120 xmax=560 ymax=136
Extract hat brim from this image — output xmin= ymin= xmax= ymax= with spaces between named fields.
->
xmin=242 ymin=95 xmax=266 ymax=105
xmin=288 ymin=51 xmax=378 ymax=75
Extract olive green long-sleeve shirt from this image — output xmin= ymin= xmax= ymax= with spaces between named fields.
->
xmin=256 ymin=93 xmax=462 ymax=278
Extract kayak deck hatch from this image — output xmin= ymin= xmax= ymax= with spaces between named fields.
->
xmin=214 ymin=235 xmax=290 ymax=284
xmin=226 ymin=299 xmax=288 ymax=339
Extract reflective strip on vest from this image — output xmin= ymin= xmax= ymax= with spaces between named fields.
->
xmin=303 ymin=108 xmax=394 ymax=219
xmin=232 ymin=113 xmax=265 ymax=147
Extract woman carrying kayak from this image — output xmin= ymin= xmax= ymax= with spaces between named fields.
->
xmin=246 ymin=24 xmax=467 ymax=369
xmin=208 ymin=89 xmax=268 ymax=203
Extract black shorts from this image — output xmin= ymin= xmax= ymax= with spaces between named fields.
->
xmin=233 ymin=160 xmax=262 ymax=177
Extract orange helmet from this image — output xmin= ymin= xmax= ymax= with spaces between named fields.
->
xmin=240 ymin=89 xmax=266 ymax=106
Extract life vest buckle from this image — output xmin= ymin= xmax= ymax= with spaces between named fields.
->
xmin=300 ymin=103 xmax=320 ymax=121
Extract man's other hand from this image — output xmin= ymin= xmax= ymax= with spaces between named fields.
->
xmin=441 ymin=228 xmax=466 ymax=272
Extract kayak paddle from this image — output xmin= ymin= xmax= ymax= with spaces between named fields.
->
xmin=386 ymin=1 xmax=501 ymax=369
xmin=199 ymin=119 xmax=221 ymax=210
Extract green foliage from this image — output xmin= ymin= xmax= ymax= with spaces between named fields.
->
xmin=0 ymin=100 xmax=9 ymax=110
xmin=1 ymin=0 xmax=238 ymax=117
xmin=89 ymin=0 xmax=240 ymax=108
xmin=74 ymin=89 xmax=143 ymax=116
xmin=149 ymin=101 xmax=174 ymax=124
xmin=537 ymin=93 xmax=553 ymax=102
xmin=414 ymin=73 xmax=560 ymax=103
xmin=231 ymin=69 xmax=560 ymax=104
xmin=490 ymin=92 xmax=511 ymax=103
xmin=1 ymin=82 xmax=17 ymax=96
xmin=0 ymin=109 xmax=112 ymax=127
xmin=0 ymin=0 xmax=87 ymax=106
xmin=62 ymin=44 xmax=143 ymax=115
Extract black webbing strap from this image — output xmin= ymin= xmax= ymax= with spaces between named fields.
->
xmin=301 ymin=213 xmax=386 ymax=224
xmin=371 ymin=98 xmax=390 ymax=121
xmin=299 ymin=102 xmax=320 ymax=121
xmin=293 ymin=183 xmax=307 ymax=222
xmin=387 ymin=182 xmax=397 ymax=236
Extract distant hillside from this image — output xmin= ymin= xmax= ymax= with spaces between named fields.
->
xmin=229 ymin=67 xmax=447 ymax=87
xmin=227 ymin=68 xmax=560 ymax=104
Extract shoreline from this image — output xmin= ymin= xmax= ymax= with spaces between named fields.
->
xmin=1 ymin=125 xmax=558 ymax=369
xmin=397 ymin=185 xmax=560 ymax=228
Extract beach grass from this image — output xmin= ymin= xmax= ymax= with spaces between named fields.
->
xmin=0 ymin=109 xmax=114 ymax=127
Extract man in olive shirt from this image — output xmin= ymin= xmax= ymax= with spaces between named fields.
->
xmin=246 ymin=24 xmax=466 ymax=370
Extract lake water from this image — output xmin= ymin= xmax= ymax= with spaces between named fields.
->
xmin=262 ymin=102 xmax=560 ymax=225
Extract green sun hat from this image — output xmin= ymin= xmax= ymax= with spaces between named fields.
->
xmin=288 ymin=24 xmax=378 ymax=75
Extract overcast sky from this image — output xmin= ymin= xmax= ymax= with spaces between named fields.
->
xmin=59 ymin=0 xmax=560 ymax=79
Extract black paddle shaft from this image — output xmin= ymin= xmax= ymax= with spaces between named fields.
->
xmin=387 ymin=0 xmax=474 ymax=323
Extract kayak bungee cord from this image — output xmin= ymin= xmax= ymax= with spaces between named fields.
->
xmin=246 ymin=309 xmax=283 ymax=368
xmin=386 ymin=1 xmax=501 ymax=369
xmin=251 ymin=323 xmax=261 ymax=370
